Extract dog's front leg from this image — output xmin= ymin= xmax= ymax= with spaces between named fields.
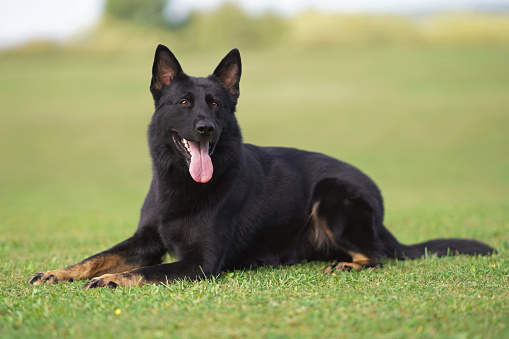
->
xmin=28 ymin=229 xmax=166 ymax=285
xmin=82 ymin=260 xmax=214 ymax=289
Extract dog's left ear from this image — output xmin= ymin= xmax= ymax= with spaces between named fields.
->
xmin=213 ymin=49 xmax=242 ymax=99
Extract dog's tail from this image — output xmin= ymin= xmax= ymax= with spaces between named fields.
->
xmin=379 ymin=227 xmax=494 ymax=260
xmin=398 ymin=238 xmax=494 ymax=259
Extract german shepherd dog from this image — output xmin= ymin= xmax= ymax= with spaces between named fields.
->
xmin=29 ymin=45 xmax=493 ymax=289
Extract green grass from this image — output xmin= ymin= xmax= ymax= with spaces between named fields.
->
xmin=1 ymin=45 xmax=509 ymax=338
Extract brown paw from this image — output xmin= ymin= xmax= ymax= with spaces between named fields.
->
xmin=28 ymin=270 xmax=74 ymax=285
xmin=83 ymin=273 xmax=143 ymax=290
xmin=324 ymin=262 xmax=381 ymax=273
xmin=324 ymin=262 xmax=363 ymax=273
xmin=83 ymin=276 xmax=118 ymax=289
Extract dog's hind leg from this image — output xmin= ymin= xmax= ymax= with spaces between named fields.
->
xmin=309 ymin=178 xmax=383 ymax=272
xmin=28 ymin=225 xmax=166 ymax=285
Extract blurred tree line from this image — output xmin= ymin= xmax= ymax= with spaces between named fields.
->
xmin=95 ymin=0 xmax=509 ymax=52
xmin=104 ymin=0 xmax=285 ymax=49
xmin=105 ymin=0 xmax=168 ymax=27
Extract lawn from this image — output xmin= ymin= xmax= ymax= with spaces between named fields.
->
xmin=1 ymin=44 xmax=508 ymax=338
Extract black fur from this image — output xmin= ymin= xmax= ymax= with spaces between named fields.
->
xmin=29 ymin=45 xmax=493 ymax=288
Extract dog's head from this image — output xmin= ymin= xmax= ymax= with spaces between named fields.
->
xmin=148 ymin=45 xmax=242 ymax=184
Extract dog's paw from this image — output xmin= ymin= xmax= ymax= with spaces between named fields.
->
xmin=28 ymin=270 xmax=75 ymax=285
xmin=324 ymin=262 xmax=363 ymax=273
xmin=83 ymin=275 xmax=118 ymax=289
xmin=83 ymin=273 xmax=143 ymax=290
xmin=324 ymin=262 xmax=381 ymax=273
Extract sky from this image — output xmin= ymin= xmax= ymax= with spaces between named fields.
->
xmin=1 ymin=0 xmax=509 ymax=49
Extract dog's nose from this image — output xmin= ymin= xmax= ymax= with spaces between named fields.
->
xmin=196 ymin=120 xmax=215 ymax=135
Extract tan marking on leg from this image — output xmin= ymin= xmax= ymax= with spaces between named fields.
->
xmin=324 ymin=251 xmax=378 ymax=273
xmin=337 ymin=262 xmax=364 ymax=271
xmin=29 ymin=253 xmax=140 ymax=285
xmin=308 ymin=202 xmax=338 ymax=251
xmin=348 ymin=251 xmax=377 ymax=267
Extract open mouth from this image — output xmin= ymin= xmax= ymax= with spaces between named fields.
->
xmin=171 ymin=132 xmax=217 ymax=164
xmin=171 ymin=131 xmax=217 ymax=183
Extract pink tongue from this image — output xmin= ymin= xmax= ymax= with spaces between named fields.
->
xmin=188 ymin=140 xmax=213 ymax=183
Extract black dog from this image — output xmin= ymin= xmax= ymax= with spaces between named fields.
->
xmin=29 ymin=45 xmax=493 ymax=289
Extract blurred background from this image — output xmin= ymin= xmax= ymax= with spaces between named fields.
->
xmin=1 ymin=0 xmax=508 ymax=242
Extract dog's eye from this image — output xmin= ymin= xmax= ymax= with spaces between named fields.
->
xmin=211 ymin=101 xmax=219 ymax=108
xmin=179 ymin=99 xmax=189 ymax=106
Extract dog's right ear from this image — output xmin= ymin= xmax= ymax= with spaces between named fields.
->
xmin=150 ymin=44 xmax=183 ymax=100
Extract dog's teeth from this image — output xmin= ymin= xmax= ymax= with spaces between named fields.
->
xmin=182 ymin=138 xmax=190 ymax=152
xmin=182 ymin=139 xmax=191 ymax=154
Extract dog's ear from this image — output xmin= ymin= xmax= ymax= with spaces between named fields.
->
xmin=150 ymin=44 xmax=183 ymax=99
xmin=213 ymin=48 xmax=242 ymax=98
